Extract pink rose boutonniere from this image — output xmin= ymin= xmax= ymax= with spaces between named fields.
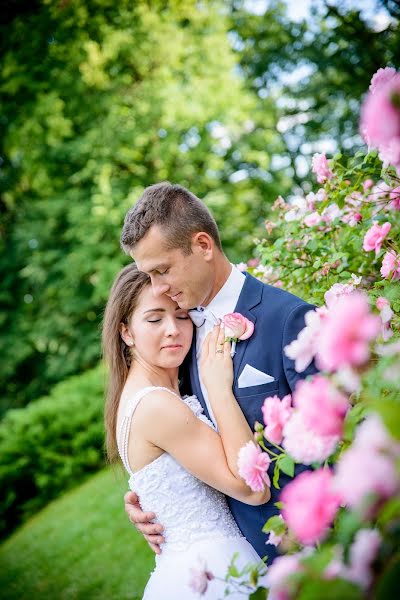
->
xmin=222 ymin=312 xmax=254 ymax=357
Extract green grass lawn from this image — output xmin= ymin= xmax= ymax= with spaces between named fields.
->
xmin=0 ymin=468 xmax=153 ymax=599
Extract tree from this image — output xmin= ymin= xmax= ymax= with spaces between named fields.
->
xmin=0 ymin=0 xmax=288 ymax=411
xmin=230 ymin=0 xmax=400 ymax=187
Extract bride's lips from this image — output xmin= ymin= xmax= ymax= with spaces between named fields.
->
xmin=162 ymin=344 xmax=183 ymax=351
xmin=170 ymin=292 xmax=182 ymax=302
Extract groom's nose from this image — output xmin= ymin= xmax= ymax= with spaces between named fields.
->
xmin=152 ymin=281 xmax=170 ymax=297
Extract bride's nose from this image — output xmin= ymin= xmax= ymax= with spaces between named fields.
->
xmin=165 ymin=317 xmax=179 ymax=337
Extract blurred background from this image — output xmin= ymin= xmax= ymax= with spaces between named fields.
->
xmin=0 ymin=0 xmax=399 ymax=597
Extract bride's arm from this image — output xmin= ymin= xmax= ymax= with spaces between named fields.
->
xmin=132 ymin=326 xmax=270 ymax=506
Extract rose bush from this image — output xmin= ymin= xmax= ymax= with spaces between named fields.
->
xmin=220 ymin=67 xmax=400 ymax=599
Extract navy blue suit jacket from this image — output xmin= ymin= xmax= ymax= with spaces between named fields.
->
xmin=184 ymin=272 xmax=317 ymax=563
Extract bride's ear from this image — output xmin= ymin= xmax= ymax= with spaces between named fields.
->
xmin=119 ymin=322 xmax=134 ymax=347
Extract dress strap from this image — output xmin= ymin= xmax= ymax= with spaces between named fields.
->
xmin=117 ymin=386 xmax=180 ymax=477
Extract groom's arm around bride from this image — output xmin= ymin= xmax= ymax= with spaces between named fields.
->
xmin=120 ymin=182 xmax=318 ymax=563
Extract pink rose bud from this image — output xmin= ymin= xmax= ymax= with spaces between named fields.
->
xmin=363 ymin=179 xmax=374 ymax=190
xmin=222 ymin=312 xmax=254 ymax=340
xmin=188 ymin=560 xmax=214 ymax=595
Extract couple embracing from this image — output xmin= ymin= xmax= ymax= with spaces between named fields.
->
xmin=102 ymin=182 xmax=317 ymax=598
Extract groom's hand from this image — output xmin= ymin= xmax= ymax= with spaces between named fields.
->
xmin=124 ymin=490 xmax=165 ymax=554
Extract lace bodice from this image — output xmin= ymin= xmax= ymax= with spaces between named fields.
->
xmin=117 ymin=387 xmax=243 ymax=554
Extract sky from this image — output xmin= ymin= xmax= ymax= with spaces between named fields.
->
xmin=245 ymin=0 xmax=392 ymax=30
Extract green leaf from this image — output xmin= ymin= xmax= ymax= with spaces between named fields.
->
xmin=262 ymin=515 xmax=286 ymax=535
xmin=249 ymin=588 xmax=267 ymax=599
xmin=377 ymin=497 xmax=400 ymax=527
xmin=375 ymin=554 xmax=400 ymax=600
xmin=335 ymin=509 xmax=363 ymax=549
xmin=343 ymin=404 xmax=366 ymax=442
xmin=369 ymin=398 xmax=400 ymax=440
xmin=279 ymin=455 xmax=295 ymax=477
xmin=297 ymin=578 xmax=363 ymax=600
xmin=227 ymin=564 xmax=240 ymax=578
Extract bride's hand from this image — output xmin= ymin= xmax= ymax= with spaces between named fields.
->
xmin=200 ymin=324 xmax=233 ymax=393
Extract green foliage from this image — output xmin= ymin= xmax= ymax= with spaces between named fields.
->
xmin=232 ymin=0 xmax=400 ymax=178
xmin=0 ymin=364 xmax=105 ymax=539
xmin=243 ymin=149 xmax=400 ymax=599
xmin=297 ymin=577 xmax=363 ymax=600
xmin=0 ymin=467 xmax=153 ymax=600
xmin=1 ymin=0 xmax=292 ymax=412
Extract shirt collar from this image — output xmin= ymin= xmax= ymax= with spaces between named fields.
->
xmin=204 ymin=265 xmax=245 ymax=318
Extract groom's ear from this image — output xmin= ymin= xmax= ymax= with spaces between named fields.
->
xmin=191 ymin=232 xmax=213 ymax=259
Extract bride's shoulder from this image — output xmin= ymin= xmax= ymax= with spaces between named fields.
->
xmin=134 ymin=387 xmax=192 ymax=421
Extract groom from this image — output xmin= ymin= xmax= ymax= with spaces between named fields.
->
xmin=120 ymin=182 xmax=317 ymax=563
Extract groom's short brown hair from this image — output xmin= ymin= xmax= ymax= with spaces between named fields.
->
xmin=120 ymin=182 xmax=222 ymax=255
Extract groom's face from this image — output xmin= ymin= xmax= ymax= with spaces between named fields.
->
xmin=132 ymin=225 xmax=215 ymax=309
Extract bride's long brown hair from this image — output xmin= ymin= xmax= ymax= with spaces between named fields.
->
xmin=102 ymin=263 xmax=150 ymax=463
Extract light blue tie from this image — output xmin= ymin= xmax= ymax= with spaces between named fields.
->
xmin=188 ymin=307 xmax=220 ymax=328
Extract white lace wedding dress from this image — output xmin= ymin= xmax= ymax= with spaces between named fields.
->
xmin=117 ymin=386 xmax=263 ymax=599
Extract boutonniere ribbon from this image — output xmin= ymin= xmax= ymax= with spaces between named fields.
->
xmin=222 ymin=312 xmax=254 ymax=357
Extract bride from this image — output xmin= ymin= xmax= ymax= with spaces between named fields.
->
xmin=102 ymin=263 xmax=270 ymax=599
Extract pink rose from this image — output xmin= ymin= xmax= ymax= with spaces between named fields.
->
xmin=363 ymin=178 xmax=374 ymax=191
xmin=188 ymin=559 xmax=214 ymax=595
xmin=281 ymin=469 xmax=340 ymax=545
xmin=247 ymin=257 xmax=260 ymax=267
xmin=283 ymin=412 xmax=340 ymax=464
xmin=356 ymin=413 xmax=400 ymax=454
xmin=294 ymin=376 xmax=349 ymax=437
xmin=379 ymin=137 xmax=400 ymax=171
xmin=316 ymin=292 xmax=381 ymax=372
xmin=237 ymin=441 xmax=271 ymax=492
xmin=311 ymin=153 xmax=334 ymax=184
xmin=284 ymin=308 xmax=326 ymax=372
xmin=223 ymin=312 xmax=254 ymax=340
xmin=321 ymin=203 xmax=342 ymax=223
xmin=324 ymin=282 xmax=355 ymax=309
xmin=345 ymin=529 xmax=381 ymax=589
xmin=265 ymin=553 xmax=303 ymax=600
xmin=369 ymin=67 xmax=397 ymax=94
xmin=334 ymin=414 xmax=400 ymax=511
xmin=380 ymin=250 xmax=400 ymax=279
xmin=262 ymin=394 xmax=293 ymax=445
xmin=376 ymin=296 xmax=393 ymax=321
xmin=363 ymin=221 xmax=391 ymax=254
xmin=360 ymin=73 xmax=400 ymax=148
xmin=334 ymin=445 xmax=398 ymax=510
xmin=304 ymin=212 xmax=321 ymax=227
xmin=324 ymin=529 xmax=381 ymax=589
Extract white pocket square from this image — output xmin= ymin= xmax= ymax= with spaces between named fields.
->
xmin=238 ymin=364 xmax=275 ymax=388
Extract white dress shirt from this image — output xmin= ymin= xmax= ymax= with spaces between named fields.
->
xmin=195 ymin=265 xmax=245 ymax=426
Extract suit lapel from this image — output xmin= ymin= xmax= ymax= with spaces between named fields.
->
xmin=232 ymin=273 xmax=263 ymax=383
xmin=188 ymin=273 xmax=264 ymax=414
